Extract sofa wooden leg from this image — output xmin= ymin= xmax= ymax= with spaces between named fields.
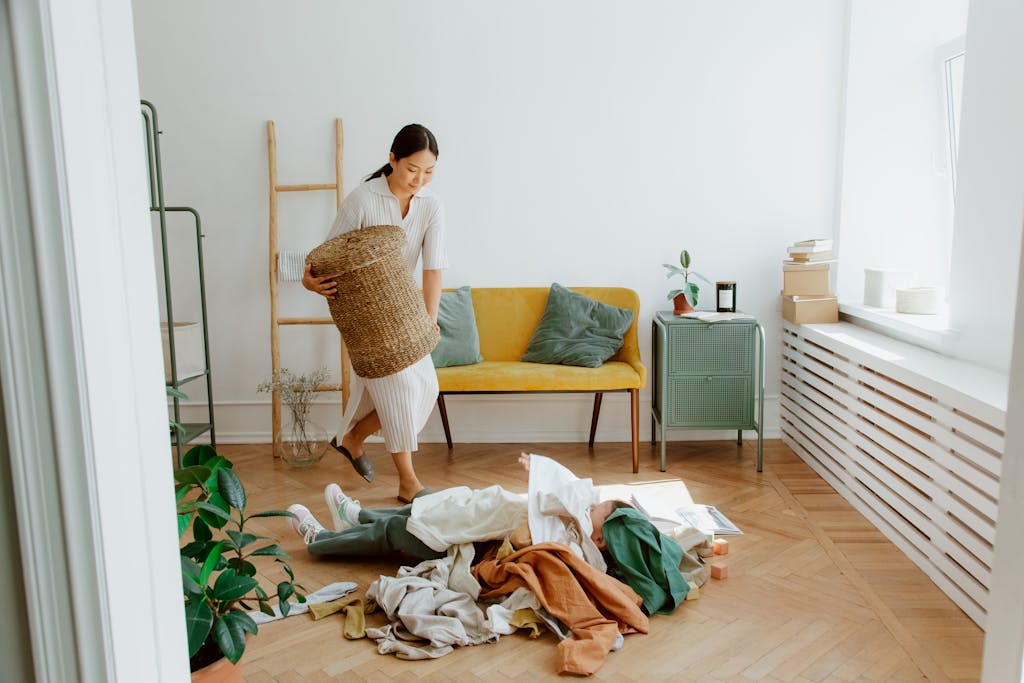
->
xmin=437 ymin=395 xmax=453 ymax=449
xmin=588 ymin=393 xmax=603 ymax=447
xmin=630 ymin=388 xmax=639 ymax=473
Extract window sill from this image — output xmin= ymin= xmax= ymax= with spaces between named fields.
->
xmin=838 ymin=302 xmax=959 ymax=356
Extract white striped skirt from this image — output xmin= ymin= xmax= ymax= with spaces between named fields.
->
xmin=335 ymin=353 xmax=438 ymax=453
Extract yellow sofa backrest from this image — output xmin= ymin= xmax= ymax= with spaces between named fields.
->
xmin=466 ymin=287 xmax=641 ymax=363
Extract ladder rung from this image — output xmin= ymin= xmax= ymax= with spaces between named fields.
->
xmin=278 ymin=317 xmax=334 ymax=325
xmin=276 ymin=183 xmax=336 ymax=192
xmin=314 ymin=384 xmax=342 ymax=392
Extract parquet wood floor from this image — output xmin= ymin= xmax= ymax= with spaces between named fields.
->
xmin=217 ymin=439 xmax=983 ymax=682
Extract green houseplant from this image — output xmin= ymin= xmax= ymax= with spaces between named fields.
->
xmin=175 ymin=444 xmax=304 ymax=677
xmin=662 ymin=249 xmax=711 ymax=313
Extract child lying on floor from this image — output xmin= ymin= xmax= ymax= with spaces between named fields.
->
xmin=287 ymin=452 xmax=629 ymax=572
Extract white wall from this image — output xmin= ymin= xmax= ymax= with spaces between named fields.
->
xmin=132 ymin=1 xmax=847 ymax=442
xmin=835 ymin=1 xmax=968 ymax=304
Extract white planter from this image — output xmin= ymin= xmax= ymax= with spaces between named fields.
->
xmin=895 ymin=287 xmax=943 ymax=314
xmin=161 ymin=322 xmax=205 ymax=382
xmin=863 ymin=268 xmax=913 ymax=308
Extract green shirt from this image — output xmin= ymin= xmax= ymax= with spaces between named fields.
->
xmin=603 ymin=508 xmax=689 ymax=615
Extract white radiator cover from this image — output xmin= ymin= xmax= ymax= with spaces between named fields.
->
xmin=780 ymin=321 xmax=1007 ymax=628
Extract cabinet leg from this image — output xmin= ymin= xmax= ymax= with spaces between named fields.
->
xmin=737 ymin=429 xmax=742 ymax=445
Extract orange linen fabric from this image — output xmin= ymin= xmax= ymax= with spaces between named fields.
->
xmin=473 ymin=542 xmax=650 ymax=675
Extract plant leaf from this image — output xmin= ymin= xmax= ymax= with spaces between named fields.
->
xmin=177 ymin=513 xmax=191 ymax=539
xmin=226 ymin=530 xmax=259 ymax=551
xmin=680 ymin=250 xmax=691 ymax=268
xmin=213 ymin=569 xmax=259 ymax=603
xmin=194 ymin=500 xmax=232 ymax=525
xmin=251 ymin=544 xmax=290 ymax=559
xmin=183 ymin=444 xmax=217 ymax=468
xmin=667 ymin=289 xmax=684 ymax=300
xmin=173 ymin=466 xmax=212 ymax=487
xmin=211 ymin=611 xmax=249 ymax=664
xmin=248 ymin=509 xmax=299 ymax=520
xmin=685 ymin=282 xmax=700 ymax=306
xmin=692 ymin=271 xmax=713 ymax=286
xmin=198 ymin=542 xmax=224 ymax=588
xmin=184 ymin=599 xmax=214 ymax=658
xmin=192 ymin=515 xmax=212 ymax=543
xmin=217 ymin=467 xmax=246 ymax=511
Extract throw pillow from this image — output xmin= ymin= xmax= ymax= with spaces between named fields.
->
xmin=431 ymin=286 xmax=484 ymax=368
xmin=520 ymin=283 xmax=634 ymax=368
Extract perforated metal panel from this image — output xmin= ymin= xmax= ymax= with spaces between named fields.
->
xmin=668 ymin=323 xmax=753 ymax=375
xmin=667 ymin=376 xmax=753 ymax=427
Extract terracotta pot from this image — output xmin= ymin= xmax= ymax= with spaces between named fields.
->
xmin=672 ymin=293 xmax=695 ymax=315
xmin=191 ymin=656 xmax=242 ymax=683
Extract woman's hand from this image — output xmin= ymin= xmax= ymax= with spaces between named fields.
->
xmin=302 ymin=263 xmax=338 ymax=299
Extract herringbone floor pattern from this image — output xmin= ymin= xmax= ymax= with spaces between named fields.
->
xmin=219 ymin=439 xmax=982 ymax=682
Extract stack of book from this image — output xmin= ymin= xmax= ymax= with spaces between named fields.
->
xmin=781 ymin=238 xmax=838 ymax=324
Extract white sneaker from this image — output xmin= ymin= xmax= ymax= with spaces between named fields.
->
xmin=288 ymin=503 xmax=324 ymax=545
xmin=324 ymin=483 xmax=362 ymax=531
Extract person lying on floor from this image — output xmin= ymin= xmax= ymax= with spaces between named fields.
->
xmin=288 ymin=452 xmax=627 ymax=572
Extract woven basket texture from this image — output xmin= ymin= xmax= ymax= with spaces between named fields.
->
xmin=306 ymin=225 xmax=439 ymax=379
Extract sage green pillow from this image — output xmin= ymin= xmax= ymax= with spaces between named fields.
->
xmin=521 ymin=283 xmax=634 ymax=368
xmin=431 ymin=286 xmax=484 ymax=368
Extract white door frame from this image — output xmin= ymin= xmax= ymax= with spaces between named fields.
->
xmin=0 ymin=0 xmax=187 ymax=680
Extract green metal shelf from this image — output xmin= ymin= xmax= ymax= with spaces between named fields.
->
xmin=143 ymin=100 xmax=216 ymax=466
xmin=172 ymin=422 xmax=214 ymax=447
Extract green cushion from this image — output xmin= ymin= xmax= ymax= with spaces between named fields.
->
xmin=431 ymin=286 xmax=484 ymax=368
xmin=520 ymin=283 xmax=634 ymax=368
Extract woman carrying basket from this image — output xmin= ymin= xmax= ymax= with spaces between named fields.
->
xmin=303 ymin=123 xmax=445 ymax=504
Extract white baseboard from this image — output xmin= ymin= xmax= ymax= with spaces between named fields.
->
xmin=171 ymin=393 xmax=781 ymax=444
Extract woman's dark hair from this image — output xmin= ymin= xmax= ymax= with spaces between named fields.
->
xmin=366 ymin=124 xmax=439 ymax=181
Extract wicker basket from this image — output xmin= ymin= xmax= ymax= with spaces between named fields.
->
xmin=306 ymin=225 xmax=439 ymax=379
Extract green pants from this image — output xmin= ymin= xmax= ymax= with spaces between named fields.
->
xmin=307 ymin=504 xmax=445 ymax=561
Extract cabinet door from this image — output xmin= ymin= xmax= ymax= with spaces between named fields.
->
xmin=666 ymin=376 xmax=753 ymax=428
xmin=667 ymin=323 xmax=753 ymax=376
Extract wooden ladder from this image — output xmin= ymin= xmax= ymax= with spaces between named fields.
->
xmin=266 ymin=119 xmax=350 ymax=453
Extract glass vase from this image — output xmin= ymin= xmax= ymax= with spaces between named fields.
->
xmin=275 ymin=417 xmax=329 ymax=468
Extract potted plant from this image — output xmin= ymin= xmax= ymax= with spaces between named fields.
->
xmin=175 ymin=444 xmax=305 ymax=681
xmin=257 ymin=367 xmax=331 ymax=467
xmin=662 ymin=249 xmax=711 ymax=314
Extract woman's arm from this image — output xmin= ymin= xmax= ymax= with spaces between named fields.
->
xmin=422 ymin=268 xmax=443 ymax=324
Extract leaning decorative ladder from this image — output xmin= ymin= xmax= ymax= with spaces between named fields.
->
xmin=143 ymin=100 xmax=216 ymax=465
xmin=266 ymin=119 xmax=350 ymax=453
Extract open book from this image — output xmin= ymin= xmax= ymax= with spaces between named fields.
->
xmin=601 ymin=479 xmax=742 ymax=535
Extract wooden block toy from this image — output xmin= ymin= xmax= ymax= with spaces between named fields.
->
xmin=713 ymin=539 xmax=729 ymax=555
xmin=710 ymin=562 xmax=729 ymax=580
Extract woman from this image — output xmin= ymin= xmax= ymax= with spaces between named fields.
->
xmin=303 ymin=123 xmax=445 ymax=504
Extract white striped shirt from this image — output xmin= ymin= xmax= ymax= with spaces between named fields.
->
xmin=326 ymin=174 xmax=448 ymax=271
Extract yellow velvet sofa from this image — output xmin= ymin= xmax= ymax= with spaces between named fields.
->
xmin=435 ymin=287 xmax=647 ymax=472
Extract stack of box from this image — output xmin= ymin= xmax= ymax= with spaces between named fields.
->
xmin=781 ymin=238 xmax=838 ymax=324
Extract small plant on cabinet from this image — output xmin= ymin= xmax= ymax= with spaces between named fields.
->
xmin=663 ymin=249 xmax=711 ymax=310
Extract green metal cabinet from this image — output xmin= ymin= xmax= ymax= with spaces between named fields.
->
xmin=651 ymin=312 xmax=765 ymax=472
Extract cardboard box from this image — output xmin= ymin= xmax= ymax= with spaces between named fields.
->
xmin=161 ymin=321 xmax=205 ymax=382
xmin=781 ymin=294 xmax=838 ymax=324
xmin=783 ymin=263 xmax=830 ymax=296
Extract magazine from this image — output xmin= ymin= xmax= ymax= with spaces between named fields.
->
xmin=628 ymin=485 xmax=742 ymax=535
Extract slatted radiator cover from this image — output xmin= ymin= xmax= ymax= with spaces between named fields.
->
xmin=780 ymin=321 xmax=1006 ymax=628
